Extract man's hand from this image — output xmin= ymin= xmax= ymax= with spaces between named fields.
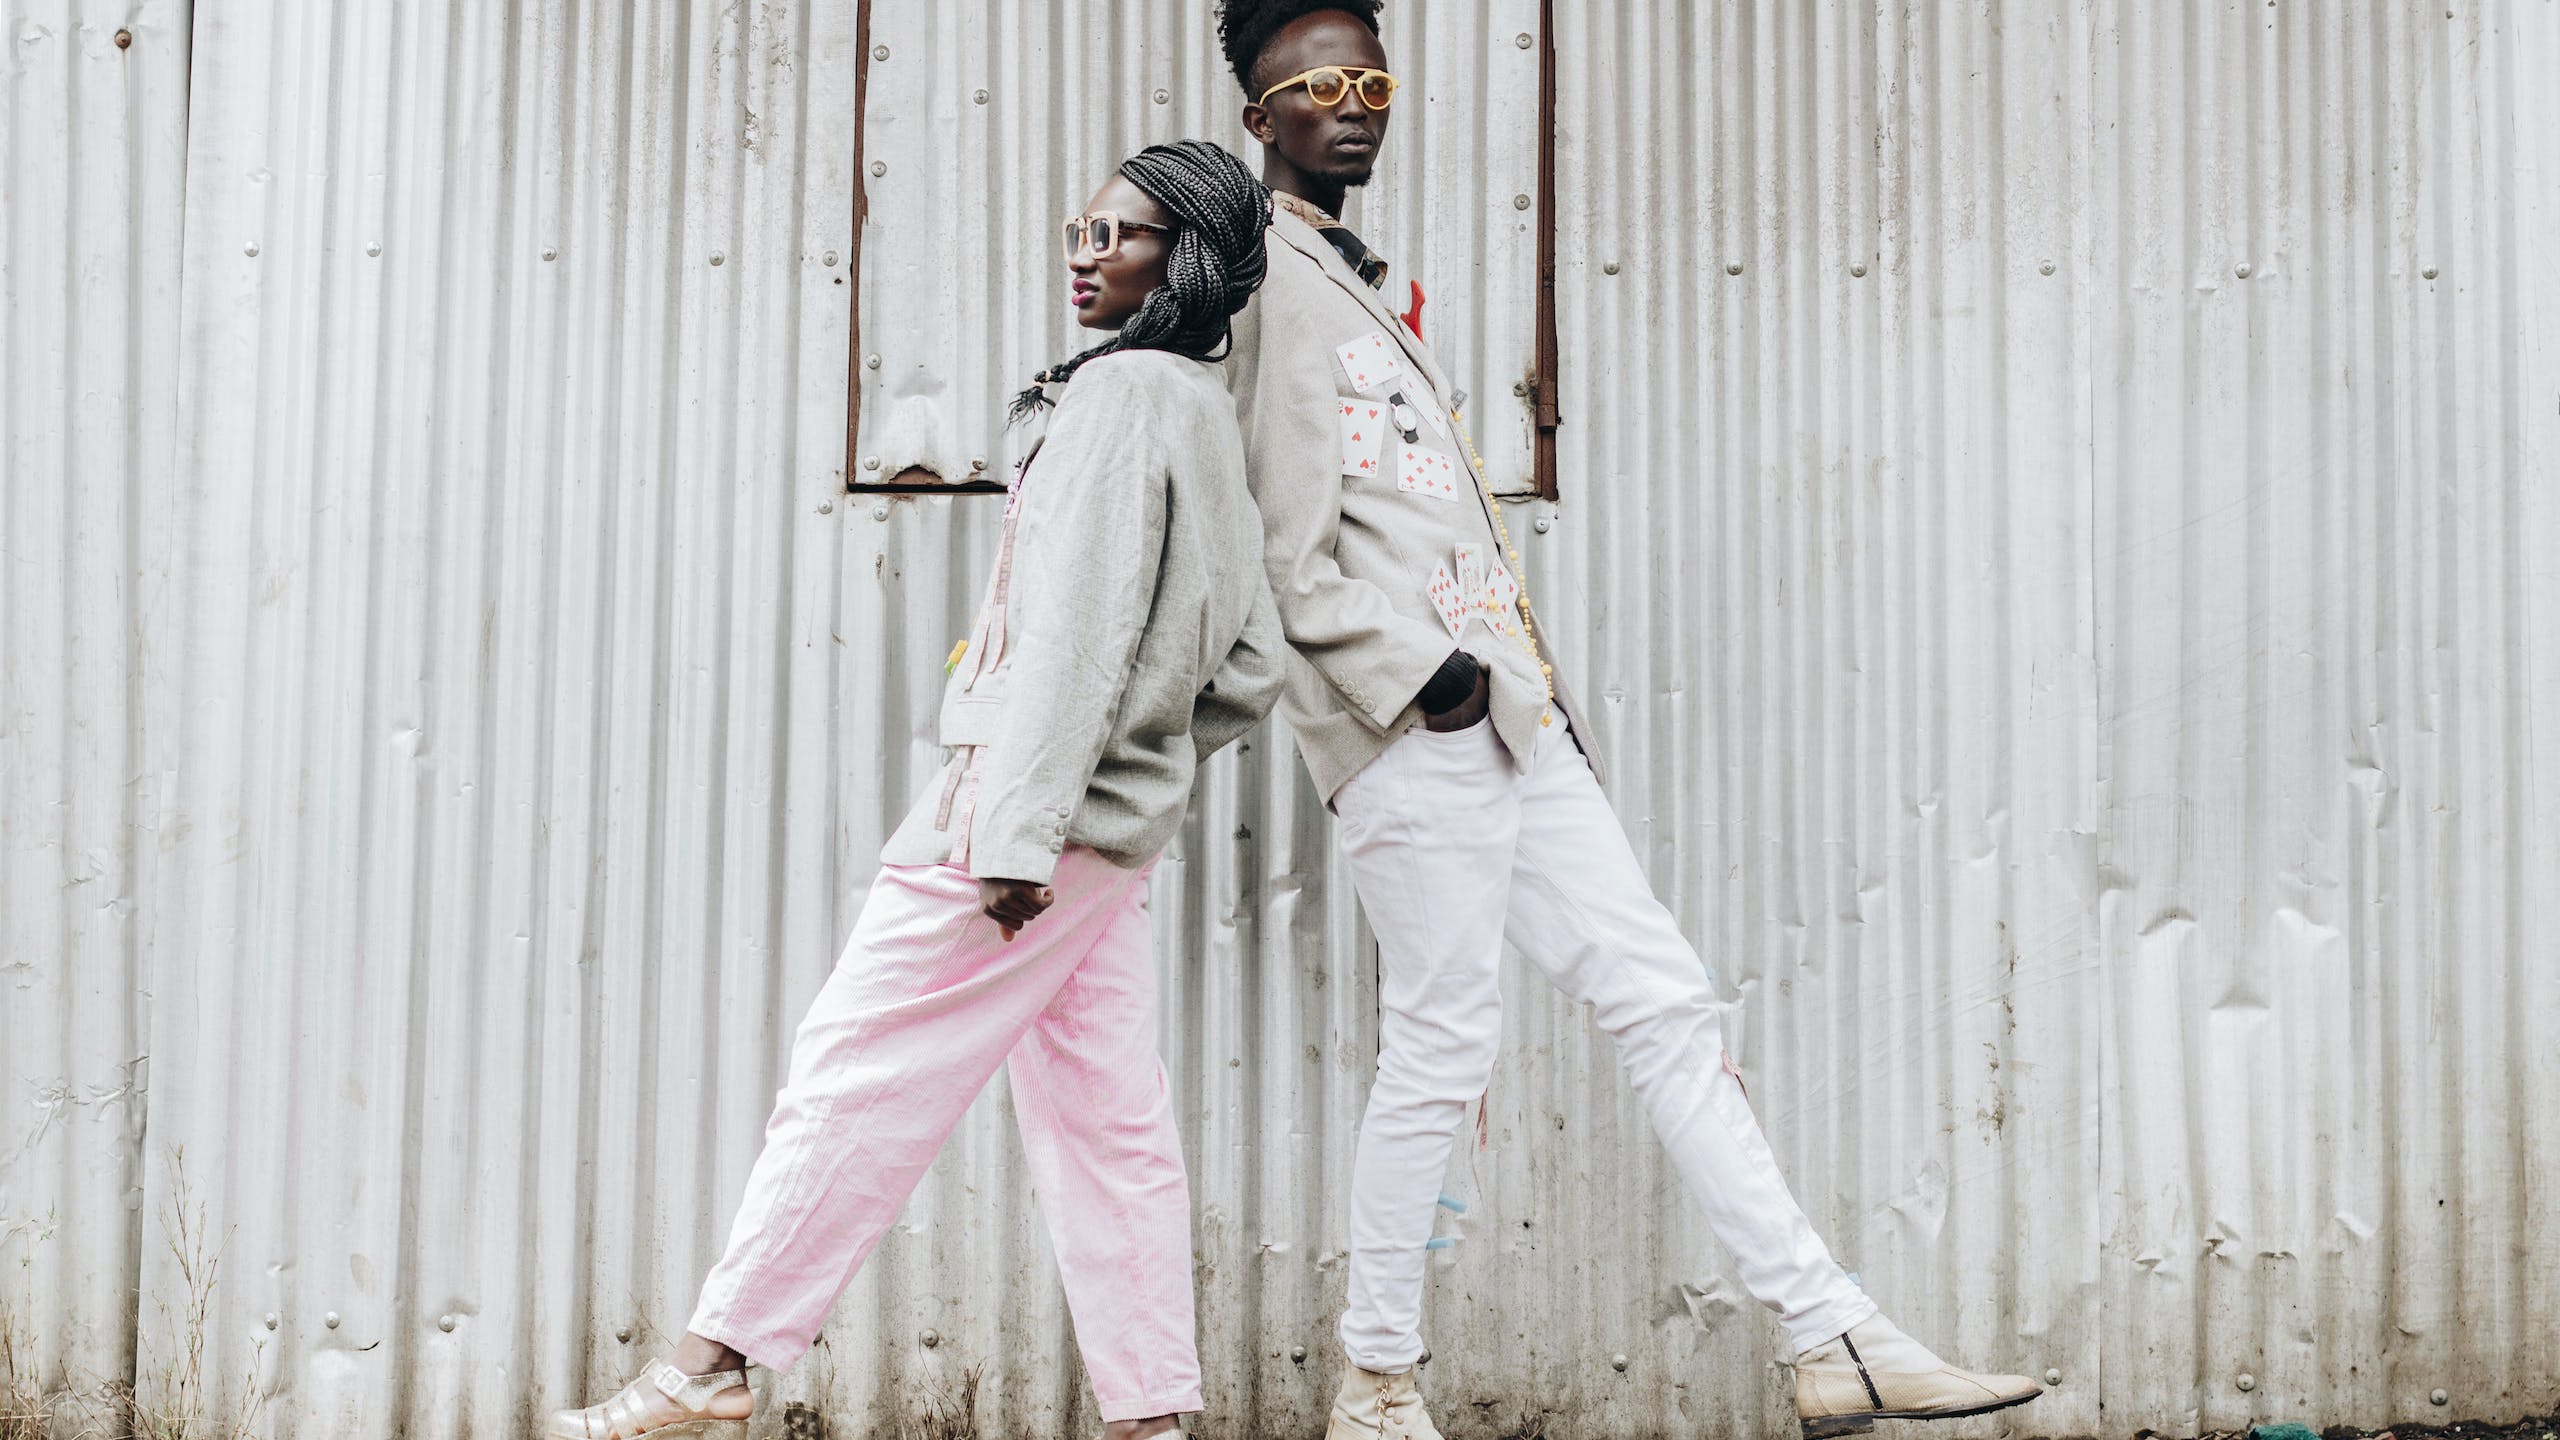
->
xmin=978 ymin=877 xmax=1055 ymax=938
xmin=1421 ymin=662 xmax=1491 ymax=732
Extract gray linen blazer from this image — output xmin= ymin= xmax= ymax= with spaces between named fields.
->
xmin=1224 ymin=210 xmax=1599 ymax=802
xmin=883 ymin=349 xmax=1284 ymax=884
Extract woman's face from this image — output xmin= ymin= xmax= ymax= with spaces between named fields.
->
xmin=1068 ymin=176 xmax=1175 ymax=331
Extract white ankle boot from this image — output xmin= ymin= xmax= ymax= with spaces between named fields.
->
xmin=1793 ymin=1315 xmax=2042 ymax=1437
xmin=1325 ymin=1362 xmax=1444 ymax=1440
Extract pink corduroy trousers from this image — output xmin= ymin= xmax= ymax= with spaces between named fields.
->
xmin=688 ymin=848 xmax=1202 ymax=1422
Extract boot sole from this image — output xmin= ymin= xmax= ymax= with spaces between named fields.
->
xmin=540 ymin=1421 xmax=745 ymax=1439
xmin=1802 ymin=1385 xmax=2044 ymax=1438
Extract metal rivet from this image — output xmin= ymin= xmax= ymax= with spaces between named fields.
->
xmin=115 ymin=29 xmax=133 ymax=47
xmin=1290 ymin=1345 xmax=1308 ymax=1364
xmin=438 ymin=1315 xmax=457 ymax=1333
xmin=2236 ymin=262 xmax=2253 ymax=278
xmin=2422 ymin=265 xmax=2439 ymax=280
xmin=1850 ymin=262 xmax=1867 ymax=277
xmin=1152 ymin=87 xmax=1170 ymax=104
xmin=871 ymin=504 xmax=890 ymax=521
xmin=871 ymin=160 xmax=887 ymax=178
xmin=2236 ymin=1373 xmax=2256 ymax=1392
xmin=864 ymin=353 xmax=881 ymax=369
xmin=970 ymin=456 xmax=988 ymax=472
xmin=1516 ymin=31 xmax=1534 ymax=47
xmin=823 ymin=250 xmax=839 ymax=266
xmin=616 ymin=1326 xmax=633 ymax=1343
xmin=2040 ymin=260 xmax=2056 ymax=275
xmin=872 ymin=43 xmax=890 ymax=61
xmin=244 ymin=241 xmax=260 ymax=257
xmin=542 ymin=246 xmax=558 ymax=261
xmin=2046 ymin=1368 xmax=2063 ymax=1386
xmin=1611 ymin=1353 xmax=1630 ymax=1372
xmin=2433 ymin=1390 xmax=2451 ymax=1407
xmin=324 ymin=1312 xmax=341 ymax=1330
xmin=973 ymin=88 xmax=989 ymax=105
xmin=862 ymin=455 xmax=881 ymax=471
xmin=709 ymin=251 xmax=725 ymax=266
xmin=1726 ymin=261 xmax=1743 ymax=276
xmin=1418 ymin=1349 xmax=1432 ymax=1366
xmin=1512 ymin=381 xmax=1531 ymax=397
xmin=1514 ymin=194 xmax=1532 ymax=211
xmin=817 ymin=500 xmax=833 ymax=514
xmin=366 ymin=241 xmax=381 ymax=257
xmin=920 ymin=1329 xmax=940 ymax=1348
xmin=1603 ymin=260 xmax=1620 ymax=275
xmin=264 ymin=1313 xmax=280 ymax=1330
xmin=1533 ymin=516 xmax=1552 ymax=534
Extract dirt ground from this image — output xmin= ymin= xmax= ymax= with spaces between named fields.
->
xmin=2165 ymin=1419 xmax=2560 ymax=1440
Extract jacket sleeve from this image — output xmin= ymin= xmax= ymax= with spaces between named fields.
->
xmin=1230 ymin=259 xmax=1456 ymax=730
xmin=965 ymin=356 xmax=1168 ymax=885
xmin=1190 ymin=578 xmax=1285 ymax=763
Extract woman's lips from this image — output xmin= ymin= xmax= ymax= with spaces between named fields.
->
xmin=1071 ymin=280 xmax=1099 ymax=307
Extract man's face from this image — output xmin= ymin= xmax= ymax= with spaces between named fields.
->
xmin=1242 ymin=11 xmax=1393 ymax=189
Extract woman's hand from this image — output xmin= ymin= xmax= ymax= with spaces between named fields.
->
xmin=978 ymin=877 xmax=1056 ymax=938
xmin=1421 ymin=663 xmax=1491 ymax=732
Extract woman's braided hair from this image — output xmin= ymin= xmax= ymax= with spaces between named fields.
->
xmin=1010 ymin=140 xmax=1274 ymax=423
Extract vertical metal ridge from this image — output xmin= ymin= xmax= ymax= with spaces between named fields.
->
xmin=8 ymin=4 xmax=2554 ymax=1437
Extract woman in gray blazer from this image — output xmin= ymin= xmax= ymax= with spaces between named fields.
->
xmin=548 ymin=141 xmax=1282 ymax=1440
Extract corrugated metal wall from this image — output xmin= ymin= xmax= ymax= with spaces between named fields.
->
xmin=1545 ymin=5 xmax=2560 ymax=1438
xmin=2084 ymin=3 xmax=2560 ymax=1428
xmin=1 ymin=0 xmax=188 ymax=1409
xmin=3 ymin=1 xmax=2553 ymax=1437
xmin=133 ymin=0 xmax=881 ymax=1433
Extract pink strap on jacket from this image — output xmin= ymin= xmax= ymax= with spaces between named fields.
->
xmin=943 ymin=442 xmax=1043 ymax=862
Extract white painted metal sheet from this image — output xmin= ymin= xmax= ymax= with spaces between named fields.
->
xmin=0 ymin=0 xmax=188 ymax=1415
xmin=854 ymin=0 xmax=1545 ymax=497
xmin=3 ymin=1 xmax=2553 ymax=1437
xmin=2086 ymin=2 xmax=2560 ymax=1429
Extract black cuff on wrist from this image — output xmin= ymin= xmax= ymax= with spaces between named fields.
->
xmin=1416 ymin=650 xmax=1481 ymax=715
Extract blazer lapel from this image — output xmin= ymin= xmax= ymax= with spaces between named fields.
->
xmin=1270 ymin=214 xmax=1457 ymax=411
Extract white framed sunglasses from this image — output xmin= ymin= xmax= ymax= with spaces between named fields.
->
xmin=1061 ymin=210 xmax=1177 ymax=261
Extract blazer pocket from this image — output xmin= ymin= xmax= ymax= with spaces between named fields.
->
xmin=938 ymin=691 xmax=1005 ymax=749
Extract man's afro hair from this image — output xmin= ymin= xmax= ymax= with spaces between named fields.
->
xmin=1216 ymin=0 xmax=1385 ymax=94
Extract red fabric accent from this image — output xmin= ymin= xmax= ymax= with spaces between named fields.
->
xmin=1402 ymin=279 xmax=1426 ymax=340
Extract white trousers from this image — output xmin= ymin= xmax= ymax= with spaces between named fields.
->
xmin=1331 ymin=718 xmax=1879 ymax=1368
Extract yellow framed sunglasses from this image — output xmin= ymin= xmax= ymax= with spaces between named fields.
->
xmin=1257 ymin=65 xmax=1400 ymax=111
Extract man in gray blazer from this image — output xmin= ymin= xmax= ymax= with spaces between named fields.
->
xmin=1213 ymin=4 xmax=2045 ymax=1438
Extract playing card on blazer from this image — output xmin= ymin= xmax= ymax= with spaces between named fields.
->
xmin=1225 ymin=207 xmax=1600 ymax=802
